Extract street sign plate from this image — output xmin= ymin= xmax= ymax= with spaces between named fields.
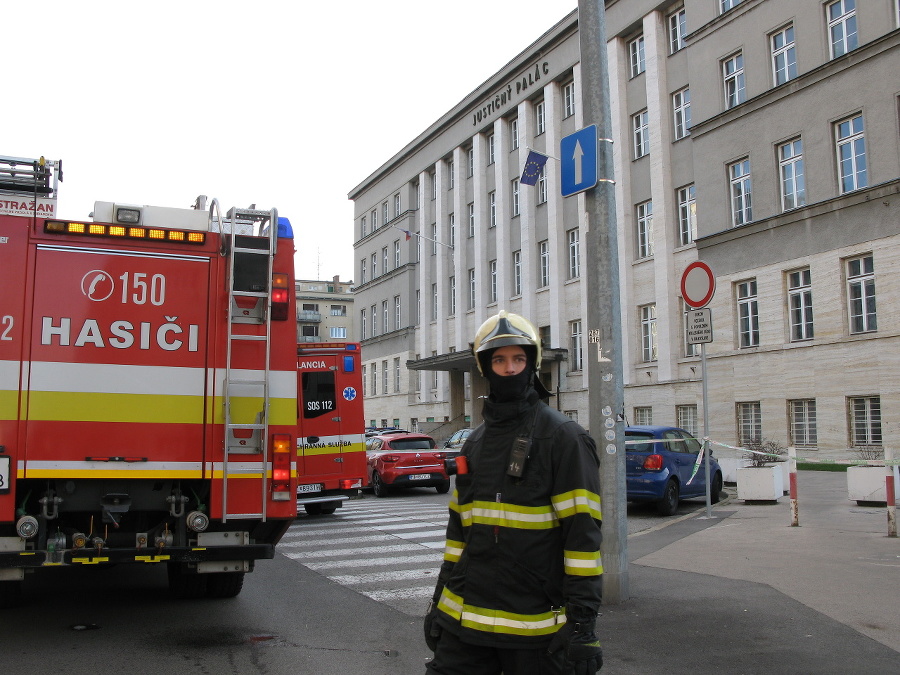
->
xmin=560 ymin=125 xmax=598 ymax=197
xmin=686 ymin=308 xmax=713 ymax=344
xmin=681 ymin=261 xmax=716 ymax=309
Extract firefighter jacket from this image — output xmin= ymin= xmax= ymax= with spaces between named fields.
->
xmin=433 ymin=387 xmax=603 ymax=648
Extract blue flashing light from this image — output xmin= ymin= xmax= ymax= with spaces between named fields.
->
xmin=344 ymin=343 xmax=358 ymax=351
xmin=343 ymin=355 xmax=356 ymax=373
xmin=277 ymin=216 xmax=294 ymax=239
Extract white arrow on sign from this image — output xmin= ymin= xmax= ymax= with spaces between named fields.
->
xmin=573 ymin=140 xmax=584 ymax=184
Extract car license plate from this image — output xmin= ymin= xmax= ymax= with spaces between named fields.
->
xmin=297 ymin=483 xmax=323 ymax=494
xmin=409 ymin=474 xmax=431 ymax=480
xmin=0 ymin=455 xmax=9 ymax=494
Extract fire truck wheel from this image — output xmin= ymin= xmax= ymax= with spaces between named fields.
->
xmin=167 ymin=563 xmax=208 ymax=599
xmin=0 ymin=580 xmax=23 ymax=608
xmin=371 ymin=472 xmax=390 ymax=498
xmin=206 ymin=571 xmax=245 ymax=599
xmin=436 ymin=481 xmax=451 ymax=494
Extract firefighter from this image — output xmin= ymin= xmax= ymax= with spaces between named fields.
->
xmin=425 ymin=311 xmax=603 ymax=675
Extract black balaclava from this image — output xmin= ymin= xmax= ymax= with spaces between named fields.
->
xmin=482 ymin=347 xmax=536 ymax=403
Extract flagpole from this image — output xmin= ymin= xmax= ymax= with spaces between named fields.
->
xmin=392 ymin=225 xmax=453 ymax=250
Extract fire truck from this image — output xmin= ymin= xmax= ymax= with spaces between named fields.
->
xmin=0 ymin=155 xmax=300 ymax=606
xmin=295 ymin=342 xmax=366 ymax=515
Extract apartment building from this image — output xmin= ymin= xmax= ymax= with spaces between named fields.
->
xmin=295 ymin=276 xmax=355 ymax=343
xmin=350 ymin=0 xmax=900 ymax=454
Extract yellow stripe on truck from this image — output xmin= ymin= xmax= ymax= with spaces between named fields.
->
xmin=27 ymin=391 xmax=205 ymax=424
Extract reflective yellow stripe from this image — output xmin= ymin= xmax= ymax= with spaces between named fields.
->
xmin=564 ymin=549 xmax=603 ymax=576
xmin=456 ymin=499 xmax=558 ymax=530
xmin=443 ymin=539 xmax=465 ymax=563
xmin=552 ymin=489 xmax=602 ymax=520
xmin=27 ymin=390 xmax=204 ymax=423
xmin=438 ymin=587 xmax=566 ymax=637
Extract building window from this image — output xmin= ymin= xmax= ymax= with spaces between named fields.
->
xmin=382 ymin=202 xmax=388 ymax=225
xmin=723 ymin=53 xmax=745 ymax=109
xmin=771 ymin=25 xmax=797 ymax=86
xmin=736 ymin=402 xmax=761 ymax=446
xmin=676 ymin=404 xmax=699 ymax=436
xmin=636 ymin=201 xmax=654 ymax=259
xmin=539 ymin=240 xmax=550 ymax=288
xmin=468 ymin=202 xmax=475 ymax=237
xmin=729 ymin=158 xmax=752 ymax=227
xmin=431 ymin=173 xmax=437 ymax=200
xmin=394 ymin=295 xmax=401 ymax=329
xmin=448 ymin=161 xmax=454 ymax=190
xmin=563 ymin=82 xmax=576 ymax=118
xmin=565 ymin=410 xmax=579 ymax=423
xmin=382 ymin=246 xmax=388 ymax=274
xmin=360 ymin=215 xmax=367 ymax=238
xmin=682 ymin=299 xmax=699 ymax=357
xmin=512 ymin=250 xmax=522 ymax=296
xmin=360 ymin=308 xmax=366 ymax=338
xmin=836 ymin=114 xmax=867 ymax=193
xmin=382 ymin=360 xmax=388 ymax=394
xmin=629 ymin=35 xmax=645 ymax=77
xmin=394 ymin=239 xmax=401 ymax=268
xmin=449 ymin=276 xmax=456 ymax=315
xmin=721 ymin=0 xmax=744 ymax=12
xmin=788 ymin=268 xmax=814 ymax=341
xmin=509 ymin=118 xmax=519 ymax=150
xmin=449 ymin=213 xmax=455 ymax=247
xmin=535 ymin=100 xmax=546 ymax=135
xmin=828 ymin=0 xmax=858 ymax=59
xmin=489 ymin=191 xmax=497 ymax=228
xmin=468 ymin=147 xmax=474 ymax=177
xmin=633 ymin=110 xmax=649 ymax=158
xmin=789 ymin=399 xmax=817 ymax=449
xmin=331 ymin=304 xmax=347 ymax=317
xmin=370 ymin=362 xmax=377 ymax=397
xmin=300 ymin=325 xmax=318 ymax=338
xmin=673 ymin=88 xmax=691 ymax=140
xmin=329 ymin=326 xmax=347 ymax=339
xmin=382 ymin=301 xmax=389 ymax=333
xmin=360 ymin=258 xmax=367 ymax=284
xmin=371 ymin=252 xmax=378 ymax=278
xmin=394 ymin=358 xmax=401 ymax=393
xmin=489 ymin=260 xmax=498 ymax=303
xmin=371 ymin=304 xmax=377 ymax=337
xmin=677 ymin=184 xmax=697 ymax=246
xmin=633 ymin=407 xmax=653 ymax=425
xmin=468 ymin=268 xmax=476 ymax=309
xmin=847 ymin=254 xmax=876 ymax=333
xmin=394 ymin=193 xmax=401 ymax=216
xmin=567 ymin=228 xmax=580 ymax=279
xmin=737 ymin=279 xmax=759 ymax=348
xmin=371 ymin=208 xmax=377 ymax=230
xmin=570 ymin=320 xmax=583 ymax=371
xmin=511 ymin=179 xmax=520 ymax=216
xmin=669 ymin=8 xmax=687 ymax=54
xmin=488 ymin=134 xmax=496 ymax=164
xmin=640 ymin=304 xmax=658 ymax=363
xmin=431 ymin=283 xmax=438 ymax=321
xmin=430 ymin=223 xmax=437 ymax=255
xmin=538 ymin=170 xmax=548 ymax=204
xmin=779 ymin=139 xmax=806 ymax=211
xmin=849 ymin=396 xmax=881 ymax=447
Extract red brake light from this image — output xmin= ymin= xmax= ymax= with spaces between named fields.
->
xmin=381 ymin=455 xmax=401 ymax=462
xmin=271 ymin=273 xmax=289 ymax=321
xmin=643 ymin=454 xmax=664 ymax=471
xmin=272 ymin=434 xmax=291 ymax=482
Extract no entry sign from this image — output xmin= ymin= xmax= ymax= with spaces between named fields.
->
xmin=680 ymin=261 xmax=715 ymax=309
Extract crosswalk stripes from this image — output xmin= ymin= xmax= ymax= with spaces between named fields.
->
xmin=280 ymin=497 xmax=451 ymax=615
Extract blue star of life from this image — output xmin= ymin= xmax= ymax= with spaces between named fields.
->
xmin=343 ymin=387 xmax=357 ymax=401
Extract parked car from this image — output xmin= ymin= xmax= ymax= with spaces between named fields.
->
xmin=365 ymin=432 xmax=451 ymax=497
xmin=625 ymin=425 xmax=723 ymax=516
xmin=365 ymin=426 xmax=407 ymax=438
xmin=442 ymin=428 xmax=473 ymax=460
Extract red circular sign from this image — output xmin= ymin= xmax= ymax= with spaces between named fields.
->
xmin=680 ymin=261 xmax=716 ymax=309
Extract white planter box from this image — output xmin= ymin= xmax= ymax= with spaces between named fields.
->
xmin=847 ymin=466 xmax=887 ymax=504
xmin=737 ymin=465 xmax=784 ymax=502
xmin=718 ymin=457 xmax=750 ymax=484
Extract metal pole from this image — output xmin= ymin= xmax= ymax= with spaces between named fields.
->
xmin=579 ymin=0 xmax=627 ymax=604
xmin=701 ymin=342 xmax=712 ymax=519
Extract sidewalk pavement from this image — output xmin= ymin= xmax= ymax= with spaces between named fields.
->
xmin=602 ymin=470 xmax=898 ymax=674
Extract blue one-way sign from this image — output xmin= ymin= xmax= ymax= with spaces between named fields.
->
xmin=560 ymin=125 xmax=598 ymax=197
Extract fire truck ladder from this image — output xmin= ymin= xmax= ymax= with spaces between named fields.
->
xmin=219 ymin=204 xmax=280 ymax=522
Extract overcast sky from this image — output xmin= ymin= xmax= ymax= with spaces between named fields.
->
xmin=7 ymin=1 xmax=576 ymax=282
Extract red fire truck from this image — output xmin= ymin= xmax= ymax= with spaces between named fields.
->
xmin=295 ymin=342 xmax=366 ymax=515
xmin=0 ymin=155 xmax=299 ymax=606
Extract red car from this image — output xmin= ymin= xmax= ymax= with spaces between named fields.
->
xmin=365 ymin=431 xmax=451 ymax=497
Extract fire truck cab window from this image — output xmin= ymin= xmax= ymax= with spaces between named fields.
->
xmin=302 ymin=371 xmax=337 ymax=419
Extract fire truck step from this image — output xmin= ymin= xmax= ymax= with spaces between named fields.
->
xmin=229 ymin=334 xmax=267 ymax=341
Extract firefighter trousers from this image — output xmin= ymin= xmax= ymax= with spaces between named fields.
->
xmin=426 ymin=628 xmax=570 ymax=675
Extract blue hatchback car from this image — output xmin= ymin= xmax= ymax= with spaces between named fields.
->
xmin=625 ymin=425 xmax=723 ymax=516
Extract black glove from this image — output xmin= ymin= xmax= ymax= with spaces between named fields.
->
xmin=548 ymin=607 xmax=603 ymax=674
xmin=424 ymin=600 xmax=442 ymax=652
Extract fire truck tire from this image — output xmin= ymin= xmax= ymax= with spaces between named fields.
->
xmin=206 ymin=571 xmax=245 ymax=599
xmin=167 ymin=563 xmax=208 ymax=599
xmin=0 ymin=580 xmax=23 ymax=609
xmin=371 ymin=472 xmax=390 ymax=498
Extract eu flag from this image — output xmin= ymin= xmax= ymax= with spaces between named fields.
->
xmin=520 ymin=150 xmax=549 ymax=186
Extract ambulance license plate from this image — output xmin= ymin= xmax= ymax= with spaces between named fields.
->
xmin=297 ymin=483 xmax=323 ymax=494
xmin=0 ymin=456 xmax=9 ymax=494
xmin=409 ymin=474 xmax=430 ymax=480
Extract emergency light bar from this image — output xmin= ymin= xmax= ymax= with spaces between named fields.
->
xmin=44 ymin=219 xmax=206 ymax=245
